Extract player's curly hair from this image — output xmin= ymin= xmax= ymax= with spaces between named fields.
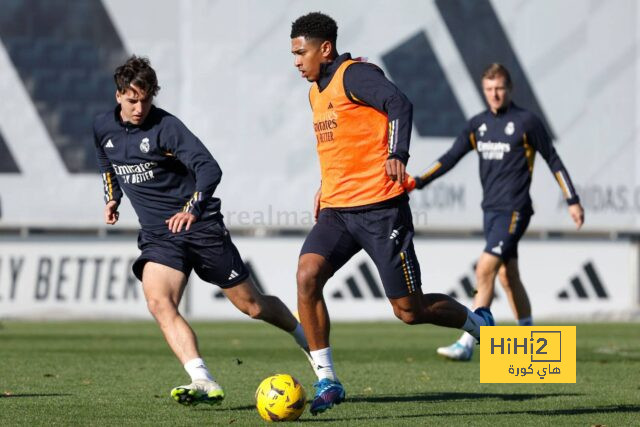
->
xmin=114 ymin=55 xmax=160 ymax=97
xmin=290 ymin=12 xmax=338 ymax=45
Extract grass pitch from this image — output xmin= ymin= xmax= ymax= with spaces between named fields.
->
xmin=0 ymin=321 xmax=638 ymax=425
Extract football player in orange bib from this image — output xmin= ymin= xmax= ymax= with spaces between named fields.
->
xmin=290 ymin=12 xmax=494 ymax=415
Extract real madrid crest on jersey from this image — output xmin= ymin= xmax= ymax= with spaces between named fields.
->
xmin=140 ymin=137 xmax=150 ymax=153
xmin=504 ymin=121 xmax=515 ymax=135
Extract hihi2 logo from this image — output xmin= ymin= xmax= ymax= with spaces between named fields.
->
xmin=480 ymin=326 xmax=576 ymax=383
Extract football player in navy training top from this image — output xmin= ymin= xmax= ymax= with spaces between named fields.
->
xmin=93 ymin=56 xmax=313 ymax=405
xmin=412 ymin=63 xmax=585 ymax=361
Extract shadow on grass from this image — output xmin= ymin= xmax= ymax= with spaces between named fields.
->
xmin=298 ymin=404 xmax=640 ymax=422
xmin=203 ymin=404 xmax=256 ymax=412
xmin=1 ymin=393 xmax=72 ymax=398
xmin=348 ymin=391 xmax=581 ymax=403
xmin=207 ymin=391 xmax=581 ymax=413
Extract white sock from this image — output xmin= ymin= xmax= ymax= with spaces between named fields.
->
xmin=518 ymin=316 xmax=533 ymax=326
xmin=458 ymin=331 xmax=477 ymax=348
xmin=289 ymin=323 xmax=309 ymax=349
xmin=184 ymin=357 xmax=213 ymax=382
xmin=461 ymin=308 xmax=486 ymax=340
xmin=310 ymin=347 xmax=338 ymax=381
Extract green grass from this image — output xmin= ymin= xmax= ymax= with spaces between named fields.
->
xmin=0 ymin=321 xmax=638 ymax=425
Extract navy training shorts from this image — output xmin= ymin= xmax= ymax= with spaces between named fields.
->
xmin=300 ymin=199 xmax=421 ymax=299
xmin=483 ymin=210 xmax=531 ymax=261
xmin=132 ymin=218 xmax=249 ymax=288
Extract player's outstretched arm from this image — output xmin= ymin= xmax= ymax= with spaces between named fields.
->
xmin=568 ymin=203 xmax=584 ymax=229
xmin=411 ymin=124 xmax=475 ymax=192
xmin=104 ymin=200 xmax=120 ymax=225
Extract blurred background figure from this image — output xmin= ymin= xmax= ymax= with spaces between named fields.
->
xmin=412 ymin=63 xmax=584 ymax=361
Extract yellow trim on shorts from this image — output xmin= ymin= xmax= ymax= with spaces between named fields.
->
xmin=508 ymin=211 xmax=520 ymax=234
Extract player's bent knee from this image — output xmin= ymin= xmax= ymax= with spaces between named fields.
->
xmin=145 ymin=297 xmax=178 ymax=319
xmin=296 ymin=261 xmax=327 ymax=297
xmin=399 ymin=311 xmax=421 ymax=325
xmin=296 ymin=262 xmax=319 ymax=284
xmin=392 ymin=306 xmax=420 ymax=325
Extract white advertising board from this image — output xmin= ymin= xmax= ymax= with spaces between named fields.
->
xmin=0 ymin=236 xmax=636 ymax=321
